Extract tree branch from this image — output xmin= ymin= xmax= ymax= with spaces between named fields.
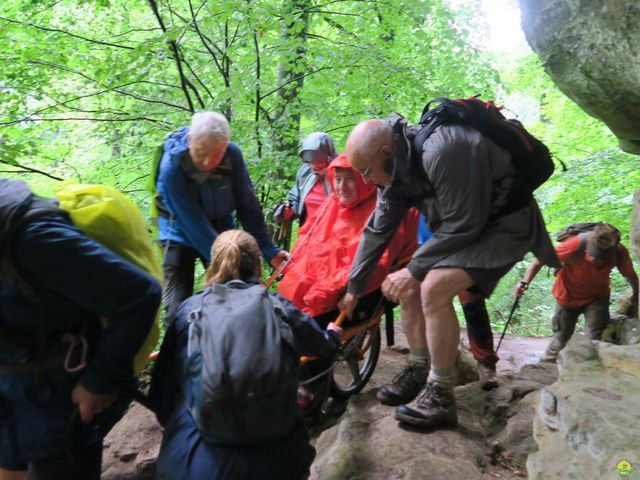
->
xmin=0 ymin=160 xmax=64 ymax=181
xmin=253 ymin=27 xmax=263 ymax=156
xmin=260 ymin=65 xmax=354 ymax=100
xmin=22 ymin=61 xmax=191 ymax=113
xmin=182 ymin=57 xmax=215 ymax=102
xmin=1 ymin=116 xmax=161 ymax=125
xmin=112 ymin=26 xmax=163 ymax=37
xmin=0 ymin=16 xmax=135 ymax=50
xmin=147 ymin=0 xmax=196 ymax=112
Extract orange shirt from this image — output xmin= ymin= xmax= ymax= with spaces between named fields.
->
xmin=552 ymin=235 xmax=635 ymax=307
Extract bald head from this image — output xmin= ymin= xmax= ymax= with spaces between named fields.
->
xmin=346 ymin=119 xmax=392 ymax=171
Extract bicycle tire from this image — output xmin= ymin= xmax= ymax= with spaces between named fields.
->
xmin=330 ymin=324 xmax=381 ymax=399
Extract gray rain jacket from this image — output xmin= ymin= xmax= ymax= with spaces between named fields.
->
xmin=288 ymin=132 xmax=336 ymax=221
xmin=348 ymin=113 xmax=559 ymax=295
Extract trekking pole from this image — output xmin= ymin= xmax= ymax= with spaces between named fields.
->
xmin=496 ymin=296 xmax=520 ymax=352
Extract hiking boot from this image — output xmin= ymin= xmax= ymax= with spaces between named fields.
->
xmin=377 ymin=362 xmax=428 ymax=406
xmin=541 ymin=338 xmax=563 ymax=362
xmin=394 ymin=382 xmax=458 ymax=429
xmin=477 ymin=361 xmax=498 ymax=390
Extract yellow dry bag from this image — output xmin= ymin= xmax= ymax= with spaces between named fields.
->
xmin=55 ymin=183 xmax=162 ymax=375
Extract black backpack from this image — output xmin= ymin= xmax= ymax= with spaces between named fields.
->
xmin=412 ymin=96 xmax=559 ymax=215
xmin=184 ymin=282 xmax=300 ymax=446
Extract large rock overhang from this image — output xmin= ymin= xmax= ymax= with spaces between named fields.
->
xmin=520 ymin=0 xmax=640 ymax=154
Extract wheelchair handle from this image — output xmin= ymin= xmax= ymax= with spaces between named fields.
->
xmin=335 ymin=310 xmax=347 ymax=327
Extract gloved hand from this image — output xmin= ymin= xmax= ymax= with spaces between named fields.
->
xmin=272 ymin=203 xmax=296 ymax=224
xmin=282 ymin=205 xmax=296 ymax=221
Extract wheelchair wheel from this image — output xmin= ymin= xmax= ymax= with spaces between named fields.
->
xmin=330 ymin=324 xmax=381 ymax=399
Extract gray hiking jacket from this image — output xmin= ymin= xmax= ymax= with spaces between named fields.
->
xmin=288 ymin=132 xmax=336 ymax=220
xmin=347 ymin=113 xmax=559 ymax=294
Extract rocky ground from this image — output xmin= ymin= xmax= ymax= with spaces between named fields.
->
xmin=308 ymin=324 xmax=556 ymax=480
xmin=101 ymin=323 xmax=552 ymax=479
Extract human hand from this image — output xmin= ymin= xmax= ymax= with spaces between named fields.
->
xmin=338 ymin=292 xmax=359 ymax=319
xmin=513 ymin=281 xmax=529 ymax=298
xmin=72 ymin=384 xmax=118 ymax=424
xmin=282 ymin=205 xmax=296 ymax=221
xmin=381 ymin=268 xmax=420 ymax=304
xmin=270 ymin=250 xmax=290 ymax=268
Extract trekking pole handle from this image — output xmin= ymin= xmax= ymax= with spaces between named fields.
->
xmin=264 ymin=258 xmax=289 ymax=288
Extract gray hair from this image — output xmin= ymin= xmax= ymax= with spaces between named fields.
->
xmin=190 ymin=111 xmax=231 ymax=144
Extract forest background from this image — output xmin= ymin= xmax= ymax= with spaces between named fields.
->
xmin=2 ymin=0 xmax=638 ymax=336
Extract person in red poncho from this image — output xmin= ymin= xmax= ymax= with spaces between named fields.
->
xmin=278 ymin=153 xmax=419 ymax=320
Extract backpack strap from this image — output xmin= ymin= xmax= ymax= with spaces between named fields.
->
xmin=563 ymin=232 xmax=589 ymax=267
xmin=553 ymin=232 xmax=588 ymax=276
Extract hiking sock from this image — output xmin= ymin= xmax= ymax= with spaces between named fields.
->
xmin=409 ymin=348 xmax=429 ymax=366
xmin=428 ymin=367 xmax=454 ymax=389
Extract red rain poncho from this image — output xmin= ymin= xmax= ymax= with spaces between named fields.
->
xmin=278 ymin=153 xmax=419 ymax=317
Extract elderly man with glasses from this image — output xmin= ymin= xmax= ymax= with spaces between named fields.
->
xmin=340 ymin=112 xmax=559 ymax=430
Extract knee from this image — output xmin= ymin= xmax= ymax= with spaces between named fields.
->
xmin=420 ymin=279 xmax=456 ymax=313
xmin=398 ymin=286 xmax=421 ymax=306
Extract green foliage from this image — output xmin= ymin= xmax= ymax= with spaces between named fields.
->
xmin=478 ymin=53 xmax=640 ymax=337
xmin=1 ymin=1 xmax=637 ymax=340
xmin=0 ymin=0 xmax=499 ymax=206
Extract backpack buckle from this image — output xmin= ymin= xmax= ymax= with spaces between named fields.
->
xmin=62 ymin=334 xmax=88 ymax=373
xmin=188 ymin=308 xmax=202 ymax=323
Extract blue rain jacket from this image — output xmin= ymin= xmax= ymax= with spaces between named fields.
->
xmin=0 ymin=210 xmax=161 ymax=469
xmin=156 ymin=127 xmax=279 ymax=262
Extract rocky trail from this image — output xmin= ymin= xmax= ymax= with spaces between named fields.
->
xmin=101 ymin=324 xmax=554 ymax=479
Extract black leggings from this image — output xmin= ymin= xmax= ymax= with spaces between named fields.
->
xmin=28 ymin=442 xmax=102 ymax=480
xmin=161 ymin=243 xmax=207 ymax=326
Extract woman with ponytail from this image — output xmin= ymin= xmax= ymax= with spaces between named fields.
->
xmin=150 ymin=230 xmax=341 ymax=480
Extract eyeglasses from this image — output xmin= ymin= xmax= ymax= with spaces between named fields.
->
xmin=357 ymin=162 xmax=373 ymax=178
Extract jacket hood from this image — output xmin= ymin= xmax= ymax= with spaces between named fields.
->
xmin=0 ymin=178 xmax=34 ymax=251
xmin=328 ymin=153 xmax=375 ymax=209
xmin=164 ymin=126 xmax=190 ymax=156
xmin=299 ymin=132 xmax=337 ymax=160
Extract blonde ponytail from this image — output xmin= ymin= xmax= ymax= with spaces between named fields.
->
xmin=205 ymin=230 xmax=261 ymax=285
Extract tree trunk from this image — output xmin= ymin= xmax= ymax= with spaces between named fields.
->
xmin=271 ymin=0 xmax=310 ymax=171
xmin=631 ymin=187 xmax=640 ymax=263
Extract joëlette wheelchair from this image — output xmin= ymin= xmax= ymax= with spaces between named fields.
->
xmin=296 ymin=289 xmax=392 ymax=421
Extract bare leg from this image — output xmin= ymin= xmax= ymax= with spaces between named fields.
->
xmin=421 ymin=268 xmax=474 ymax=371
xmin=399 ymin=288 xmax=427 ymax=352
xmin=377 ymin=289 xmax=429 ymax=406
xmin=394 ymin=268 xmax=473 ymax=429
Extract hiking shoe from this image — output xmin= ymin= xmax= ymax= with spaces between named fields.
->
xmin=477 ymin=361 xmax=498 ymax=390
xmin=541 ymin=339 xmax=562 ymax=362
xmin=540 ymin=352 xmax=558 ymax=363
xmin=377 ymin=362 xmax=428 ymax=406
xmin=394 ymin=382 xmax=458 ymax=429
